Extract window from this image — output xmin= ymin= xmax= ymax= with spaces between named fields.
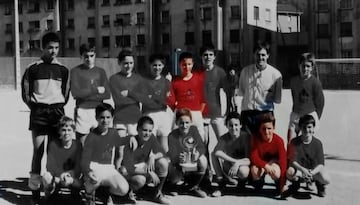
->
xmin=340 ymin=22 xmax=352 ymax=37
xmin=115 ymin=35 xmax=131 ymax=47
xmin=254 ymin=6 xmax=259 ymax=20
xmin=20 ymin=41 xmax=23 ymax=52
xmin=5 ymin=41 xmax=13 ymax=53
xmin=185 ymin=32 xmax=194 ymax=45
xmin=230 ymin=29 xmax=239 ymax=43
xmin=102 ymin=0 xmax=110 ymax=6
xmin=102 ymin=36 xmax=110 ymax=48
xmin=103 ymin=15 xmax=110 ymax=27
xmin=318 ymin=0 xmax=328 ymax=11
xmin=68 ymin=38 xmax=75 ymax=49
xmin=67 ymin=0 xmax=74 ymax=10
xmin=230 ymin=52 xmax=240 ymax=66
xmin=88 ymin=0 xmax=95 ymax=9
xmin=202 ymin=7 xmax=212 ymax=20
xmin=162 ymin=33 xmax=170 ymax=45
xmin=19 ymin=22 xmax=23 ymax=33
xmin=88 ymin=17 xmax=95 ymax=28
xmin=265 ymin=8 xmax=271 ymax=22
xmin=5 ymin=24 xmax=12 ymax=34
xmin=340 ymin=0 xmax=352 ymax=9
xmin=161 ymin=11 xmax=170 ymax=24
xmin=317 ymin=24 xmax=329 ymax=38
xmin=137 ymin=34 xmax=145 ymax=45
xmin=5 ymin=3 xmax=12 ymax=15
xmin=341 ymin=49 xmax=352 ymax=58
xmin=115 ymin=0 xmax=132 ymax=5
xmin=18 ymin=4 xmax=23 ymax=14
xmin=202 ymin=30 xmax=212 ymax=45
xmin=186 ymin=9 xmax=194 ymax=22
xmin=88 ymin=37 xmax=95 ymax=46
xmin=114 ymin=13 xmax=131 ymax=26
xmin=47 ymin=0 xmax=54 ymax=10
xmin=231 ymin=6 xmax=240 ymax=19
xmin=137 ymin=12 xmax=145 ymax=25
xmin=29 ymin=40 xmax=40 ymax=49
xmin=46 ymin=20 xmax=53 ymax=31
xmin=28 ymin=21 xmax=40 ymax=32
xmin=67 ymin=19 xmax=75 ymax=29
xmin=28 ymin=2 xmax=40 ymax=13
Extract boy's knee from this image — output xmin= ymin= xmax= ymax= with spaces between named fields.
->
xmin=130 ymin=175 xmax=146 ymax=191
xmin=197 ymin=155 xmax=208 ymax=172
xmin=250 ymin=165 xmax=263 ymax=180
xmin=237 ymin=165 xmax=250 ymax=179
xmin=314 ymin=169 xmax=331 ymax=185
xmin=286 ymin=167 xmax=296 ymax=180
xmin=156 ymin=158 xmax=169 ymax=177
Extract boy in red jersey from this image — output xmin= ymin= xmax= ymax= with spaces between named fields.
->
xmin=168 ymin=52 xmax=206 ymax=141
xmin=250 ymin=113 xmax=287 ymax=196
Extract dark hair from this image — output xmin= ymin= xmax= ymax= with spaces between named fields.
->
xmin=95 ymin=103 xmax=114 ymax=118
xmin=225 ymin=111 xmax=241 ymax=125
xmin=298 ymin=52 xmax=315 ymax=67
xmin=179 ymin=51 xmax=194 ymax=63
xmin=117 ymin=49 xmax=134 ymax=62
xmin=258 ymin=112 xmax=276 ymax=128
xmin=175 ymin=108 xmax=192 ymax=121
xmin=80 ymin=43 xmax=96 ymax=55
xmin=42 ymin=32 xmax=60 ymax=48
xmin=253 ymin=41 xmax=270 ymax=54
xmin=137 ymin=116 xmax=154 ymax=130
xmin=200 ymin=44 xmax=216 ymax=56
xmin=149 ymin=53 xmax=166 ymax=65
xmin=57 ymin=116 xmax=75 ymax=131
xmin=299 ymin=114 xmax=316 ymax=128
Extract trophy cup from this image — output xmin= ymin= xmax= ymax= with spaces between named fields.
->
xmin=179 ymin=135 xmax=198 ymax=172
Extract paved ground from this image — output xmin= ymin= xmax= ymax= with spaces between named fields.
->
xmin=0 ymin=89 xmax=359 ymax=205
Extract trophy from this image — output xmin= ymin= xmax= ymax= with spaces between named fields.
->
xmin=179 ymin=135 xmax=198 ymax=172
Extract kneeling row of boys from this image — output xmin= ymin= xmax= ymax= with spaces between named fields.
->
xmin=37 ymin=103 xmax=330 ymax=205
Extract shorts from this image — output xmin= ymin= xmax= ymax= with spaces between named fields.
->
xmin=74 ymin=107 xmax=98 ymax=135
xmin=29 ymin=105 xmax=64 ymax=135
xmin=288 ymin=111 xmax=319 ymax=132
xmin=84 ymin=162 xmax=119 ymax=192
xmin=145 ymin=107 xmax=173 ymax=137
xmin=114 ymin=123 xmax=137 ymax=136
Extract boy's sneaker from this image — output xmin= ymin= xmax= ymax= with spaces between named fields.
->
xmin=210 ymin=189 xmax=223 ymax=197
xmin=316 ymin=182 xmax=326 ymax=197
xmin=237 ymin=180 xmax=247 ymax=191
xmin=288 ymin=181 xmax=301 ymax=194
xmin=153 ymin=193 xmax=170 ymax=205
xmin=189 ymin=186 xmax=207 ymax=198
xmin=30 ymin=190 xmax=41 ymax=205
xmin=251 ymin=177 xmax=265 ymax=191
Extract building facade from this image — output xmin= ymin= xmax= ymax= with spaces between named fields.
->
xmin=2 ymin=0 xmax=359 ymax=88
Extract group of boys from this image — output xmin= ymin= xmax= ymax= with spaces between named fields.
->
xmin=21 ymin=32 xmax=330 ymax=205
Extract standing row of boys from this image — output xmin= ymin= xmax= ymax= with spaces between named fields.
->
xmin=21 ymin=32 xmax=330 ymax=205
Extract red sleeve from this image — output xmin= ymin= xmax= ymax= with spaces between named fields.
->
xmin=250 ymin=135 xmax=267 ymax=168
xmin=274 ymin=134 xmax=287 ymax=191
xmin=167 ymin=80 xmax=176 ymax=110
